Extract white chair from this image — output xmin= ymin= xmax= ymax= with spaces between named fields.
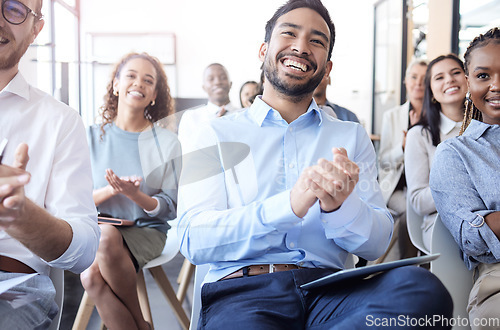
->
xmin=406 ymin=198 xmax=430 ymax=255
xmin=430 ymin=214 xmax=473 ymax=330
xmin=72 ymin=221 xmax=191 ymax=330
xmin=189 ymin=254 xmax=357 ymax=330
xmin=189 ymin=264 xmax=210 ymax=330
xmin=48 ymin=268 xmax=64 ymax=330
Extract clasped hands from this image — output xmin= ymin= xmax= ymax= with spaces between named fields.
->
xmin=0 ymin=143 xmax=30 ymax=228
xmin=105 ymin=168 xmax=143 ymax=198
xmin=290 ymin=148 xmax=359 ymax=218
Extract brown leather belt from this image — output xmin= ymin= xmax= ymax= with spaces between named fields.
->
xmin=221 ymin=264 xmax=303 ymax=280
xmin=0 ymin=255 xmax=36 ymax=274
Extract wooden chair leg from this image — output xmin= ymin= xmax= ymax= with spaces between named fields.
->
xmin=137 ymin=270 xmax=154 ymax=327
xmin=177 ymin=258 xmax=190 ymax=284
xmin=148 ymin=266 xmax=190 ymax=330
xmin=177 ymin=262 xmax=195 ymax=303
xmin=72 ymin=291 xmax=95 ymax=330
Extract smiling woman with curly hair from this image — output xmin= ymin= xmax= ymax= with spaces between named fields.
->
xmin=81 ymin=52 xmax=181 ymax=330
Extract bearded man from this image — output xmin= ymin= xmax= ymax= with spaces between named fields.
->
xmin=177 ymin=0 xmax=453 ymax=328
xmin=0 ymin=1 xmax=99 ymax=328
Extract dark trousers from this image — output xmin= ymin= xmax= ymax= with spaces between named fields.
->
xmin=199 ymin=266 xmax=453 ymax=329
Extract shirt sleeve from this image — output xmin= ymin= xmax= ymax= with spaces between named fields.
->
xmin=152 ymin=135 xmax=182 ymax=221
xmin=404 ymin=126 xmax=436 ymax=216
xmin=177 ymin=124 xmax=304 ymax=265
xmin=177 ymin=122 xmax=392 ymax=264
xmin=430 ymin=143 xmax=500 ymax=269
xmin=177 ymin=110 xmax=198 ymax=153
xmin=320 ymin=125 xmax=393 ymax=260
xmin=46 ymin=112 xmax=100 ymax=273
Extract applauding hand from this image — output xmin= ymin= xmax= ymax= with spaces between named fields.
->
xmin=290 ymin=148 xmax=359 ymax=217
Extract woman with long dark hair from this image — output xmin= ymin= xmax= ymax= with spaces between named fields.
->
xmin=404 ymin=53 xmax=466 ymax=251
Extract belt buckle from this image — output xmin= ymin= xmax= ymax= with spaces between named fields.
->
xmin=269 ymin=264 xmax=275 ymax=273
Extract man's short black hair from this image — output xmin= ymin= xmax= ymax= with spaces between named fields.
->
xmin=264 ymin=0 xmax=335 ymax=61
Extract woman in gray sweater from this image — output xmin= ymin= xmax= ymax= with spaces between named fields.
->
xmin=81 ymin=52 xmax=181 ymax=330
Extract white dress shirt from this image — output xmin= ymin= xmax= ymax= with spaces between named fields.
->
xmin=0 ymin=73 xmax=100 ymax=275
xmin=177 ymin=101 xmax=240 ymax=153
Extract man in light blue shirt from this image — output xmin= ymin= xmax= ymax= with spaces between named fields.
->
xmin=178 ymin=0 xmax=452 ymax=328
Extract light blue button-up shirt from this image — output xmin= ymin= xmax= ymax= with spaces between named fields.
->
xmin=430 ymin=120 xmax=500 ymax=270
xmin=177 ymin=96 xmax=393 ymax=283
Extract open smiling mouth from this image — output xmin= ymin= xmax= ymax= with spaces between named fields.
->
xmin=487 ymin=98 xmax=500 ymax=106
xmin=128 ymin=91 xmax=144 ymax=97
xmin=0 ymin=36 xmax=10 ymax=45
xmin=283 ymin=59 xmax=308 ymax=72
xmin=444 ymin=87 xmax=459 ymax=94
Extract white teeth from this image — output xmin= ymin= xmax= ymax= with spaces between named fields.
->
xmin=128 ymin=91 xmax=144 ymax=97
xmin=444 ymin=87 xmax=459 ymax=94
xmin=0 ymin=37 xmax=8 ymax=44
xmin=283 ymin=59 xmax=307 ymax=72
xmin=488 ymin=99 xmax=500 ymax=105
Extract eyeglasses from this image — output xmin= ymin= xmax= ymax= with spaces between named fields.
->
xmin=2 ymin=0 xmax=40 ymax=25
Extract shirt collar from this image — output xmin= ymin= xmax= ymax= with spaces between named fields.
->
xmin=249 ymin=96 xmax=322 ymax=127
xmin=206 ymin=102 xmax=222 ymax=115
xmin=439 ymin=111 xmax=462 ymax=135
xmin=0 ymin=72 xmax=30 ymax=100
xmin=463 ymin=119 xmax=497 ymax=140
xmin=206 ymin=101 xmax=237 ymax=115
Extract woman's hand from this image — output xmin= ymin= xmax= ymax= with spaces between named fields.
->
xmin=105 ymin=169 xmax=143 ymax=199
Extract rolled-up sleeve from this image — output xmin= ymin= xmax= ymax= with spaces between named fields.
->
xmin=430 ymin=142 xmax=500 ymax=269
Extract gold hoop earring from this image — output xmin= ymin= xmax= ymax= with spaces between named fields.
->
xmin=151 ymin=100 xmax=155 ymax=106
xmin=113 ymin=90 xmax=118 ymax=96
xmin=431 ymin=96 xmax=437 ymax=104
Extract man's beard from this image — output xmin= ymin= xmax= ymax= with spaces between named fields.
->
xmin=0 ymin=28 xmax=32 ymax=71
xmin=263 ymin=52 xmax=325 ymax=101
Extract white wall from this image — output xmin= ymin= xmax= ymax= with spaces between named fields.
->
xmin=79 ymin=0 xmax=374 ymax=130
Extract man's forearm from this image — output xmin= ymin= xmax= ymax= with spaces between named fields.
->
xmin=6 ymin=199 xmax=73 ymax=262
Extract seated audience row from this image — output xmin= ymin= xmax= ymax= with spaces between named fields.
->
xmin=1 ymin=0 xmax=496 ymax=328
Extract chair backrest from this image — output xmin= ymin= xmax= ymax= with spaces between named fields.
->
xmin=345 ymin=253 xmax=358 ymax=269
xmin=48 ymin=268 xmax=64 ymax=330
xmin=406 ymin=198 xmax=430 ymax=254
xmin=430 ymin=214 xmax=473 ymax=330
xmin=189 ymin=264 xmax=210 ymax=330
